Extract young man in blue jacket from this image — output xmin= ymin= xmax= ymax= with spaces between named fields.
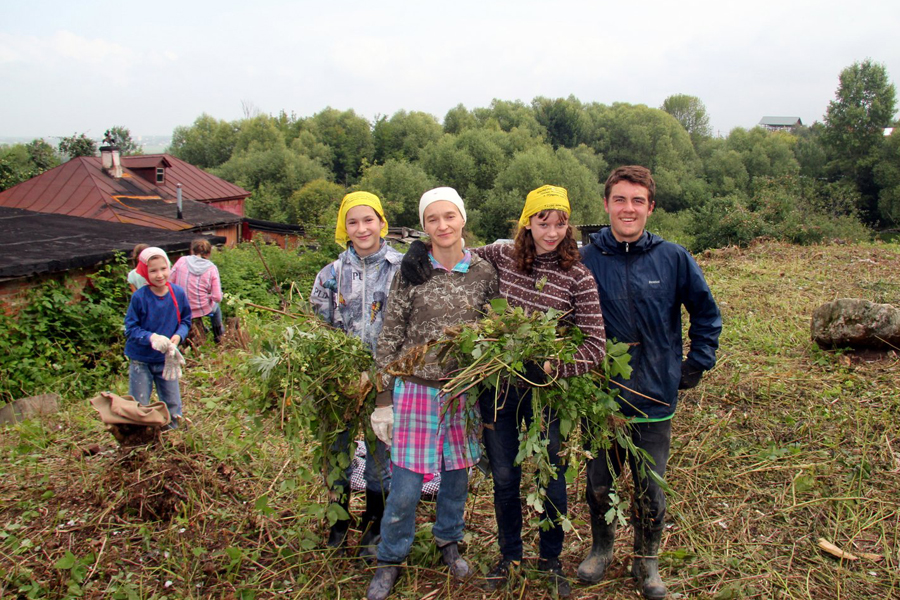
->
xmin=578 ymin=165 xmax=722 ymax=599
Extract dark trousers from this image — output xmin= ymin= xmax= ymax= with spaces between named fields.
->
xmin=584 ymin=419 xmax=672 ymax=532
xmin=479 ymin=385 xmax=567 ymax=560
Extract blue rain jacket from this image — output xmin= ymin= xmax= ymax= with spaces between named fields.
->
xmin=580 ymin=227 xmax=722 ymax=420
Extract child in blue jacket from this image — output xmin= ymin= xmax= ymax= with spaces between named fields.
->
xmin=124 ymin=247 xmax=192 ymax=426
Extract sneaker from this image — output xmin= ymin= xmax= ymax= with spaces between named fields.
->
xmin=537 ymin=557 xmax=572 ymax=598
xmin=482 ymin=556 xmax=519 ymax=591
xmin=438 ymin=542 xmax=470 ymax=579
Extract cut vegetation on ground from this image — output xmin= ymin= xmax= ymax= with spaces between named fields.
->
xmin=1 ymin=239 xmax=899 ymax=599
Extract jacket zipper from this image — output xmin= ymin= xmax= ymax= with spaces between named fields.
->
xmin=361 ymin=257 xmax=368 ymax=343
xmin=624 ymin=241 xmax=642 ymax=399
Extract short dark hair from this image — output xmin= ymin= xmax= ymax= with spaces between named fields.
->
xmin=604 ymin=165 xmax=656 ymax=204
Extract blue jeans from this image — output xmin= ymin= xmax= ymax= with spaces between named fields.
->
xmin=128 ymin=360 xmax=181 ymax=427
xmin=376 ymin=464 xmax=468 ymax=563
xmin=479 ymin=385 xmax=567 ymax=560
xmin=329 ymin=430 xmax=391 ymax=495
xmin=584 ymin=419 xmax=671 ymax=532
xmin=207 ymin=304 xmax=224 ymax=343
xmin=192 ymin=304 xmax=224 ymax=343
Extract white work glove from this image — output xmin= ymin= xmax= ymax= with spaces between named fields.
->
xmin=162 ymin=345 xmax=185 ymax=381
xmin=370 ymin=406 xmax=394 ymax=447
xmin=149 ymin=333 xmax=172 ymax=353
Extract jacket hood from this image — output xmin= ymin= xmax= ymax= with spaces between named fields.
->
xmin=588 ymin=227 xmax=664 ymax=255
xmin=185 ymin=255 xmax=214 ymax=275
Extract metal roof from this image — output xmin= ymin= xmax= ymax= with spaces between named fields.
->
xmin=759 ymin=116 xmax=803 ymax=127
xmin=0 ymin=156 xmax=242 ymax=231
xmin=0 ymin=207 xmax=223 ymax=280
xmin=123 ymin=154 xmax=250 ymax=203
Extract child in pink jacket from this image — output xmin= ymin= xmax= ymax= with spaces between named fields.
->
xmin=170 ymin=238 xmax=223 ymax=344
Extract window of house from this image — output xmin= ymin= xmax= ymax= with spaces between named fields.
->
xmin=156 ymin=167 xmax=165 ymax=184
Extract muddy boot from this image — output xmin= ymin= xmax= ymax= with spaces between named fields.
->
xmin=326 ymin=494 xmax=352 ymax=551
xmin=358 ymin=489 xmax=387 ymax=562
xmin=632 ymin=525 xmax=666 ymax=600
xmin=437 ymin=541 xmax=469 ymax=579
xmin=577 ymin=506 xmax=616 ymax=583
xmin=366 ymin=562 xmax=400 ymax=600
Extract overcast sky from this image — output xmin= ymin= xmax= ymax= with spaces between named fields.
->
xmin=2 ymin=0 xmax=899 ymax=142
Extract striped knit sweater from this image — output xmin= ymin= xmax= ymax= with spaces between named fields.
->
xmin=473 ymin=243 xmax=606 ymax=378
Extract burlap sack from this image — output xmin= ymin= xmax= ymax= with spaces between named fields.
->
xmin=89 ymin=391 xmax=170 ymax=426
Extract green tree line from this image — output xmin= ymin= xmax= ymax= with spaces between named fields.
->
xmin=3 ymin=60 xmax=897 ymax=250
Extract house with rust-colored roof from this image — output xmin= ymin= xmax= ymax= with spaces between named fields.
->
xmin=0 ymin=146 xmax=246 ymax=245
xmin=120 ymin=154 xmax=249 ymax=217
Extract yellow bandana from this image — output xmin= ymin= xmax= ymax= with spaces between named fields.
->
xmin=518 ymin=185 xmax=570 ymax=227
xmin=335 ymin=191 xmax=389 ymax=248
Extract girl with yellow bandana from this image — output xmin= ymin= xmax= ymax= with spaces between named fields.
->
xmin=310 ymin=191 xmax=402 ymax=559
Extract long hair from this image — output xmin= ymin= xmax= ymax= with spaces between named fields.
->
xmin=513 ymin=209 xmax=580 ymax=274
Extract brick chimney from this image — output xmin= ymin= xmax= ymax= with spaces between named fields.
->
xmin=99 ymin=145 xmax=122 ymax=178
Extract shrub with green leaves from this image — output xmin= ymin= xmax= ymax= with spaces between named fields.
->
xmin=0 ymin=256 xmax=130 ymax=404
xmin=212 ymin=235 xmax=339 ymax=313
xmin=688 ymin=177 xmax=870 ymax=252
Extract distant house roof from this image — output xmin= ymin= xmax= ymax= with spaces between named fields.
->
xmin=0 ymin=155 xmax=242 ymax=231
xmin=121 ymin=154 xmax=250 ymax=204
xmin=759 ymin=116 xmax=803 ymax=128
xmin=0 ymin=207 xmax=224 ymax=280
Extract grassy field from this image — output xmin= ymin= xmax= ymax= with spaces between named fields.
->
xmin=1 ymin=240 xmax=898 ymax=599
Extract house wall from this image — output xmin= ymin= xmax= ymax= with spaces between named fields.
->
xmin=0 ymin=270 xmax=94 ymax=316
xmin=205 ymin=199 xmax=245 ymax=217
xmin=214 ymin=225 xmax=240 ymax=247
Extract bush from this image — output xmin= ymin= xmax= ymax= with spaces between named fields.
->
xmin=646 ymin=207 xmax=695 ymax=249
xmin=688 ymin=178 xmax=870 ymax=252
xmin=212 ymin=236 xmax=339 ymax=312
xmin=688 ymin=194 xmax=765 ymax=251
xmin=0 ymin=256 xmax=130 ymax=404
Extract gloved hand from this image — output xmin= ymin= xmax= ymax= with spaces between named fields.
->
xmin=401 ymin=240 xmax=433 ymax=286
xmin=678 ymin=360 xmax=704 ymax=390
xmin=522 ymin=360 xmax=552 ymax=386
xmin=149 ymin=333 xmax=172 ymax=353
xmin=370 ymin=406 xmax=393 ymax=447
xmin=162 ymin=345 xmax=186 ymax=381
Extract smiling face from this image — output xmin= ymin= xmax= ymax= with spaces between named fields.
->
xmin=422 ymin=200 xmax=464 ymax=251
xmin=527 ymin=210 xmax=569 ymax=255
xmin=345 ymin=204 xmax=383 ymax=257
xmin=146 ymin=256 xmax=171 ymax=292
xmin=603 ymin=180 xmax=655 ymax=243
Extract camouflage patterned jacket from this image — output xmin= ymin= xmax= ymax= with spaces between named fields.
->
xmin=376 ymin=251 xmax=499 ymax=391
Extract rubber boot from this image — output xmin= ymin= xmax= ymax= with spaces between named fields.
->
xmin=366 ymin=562 xmax=400 ymax=600
xmin=437 ymin=541 xmax=470 ymax=579
xmin=632 ymin=524 xmax=666 ymax=600
xmin=358 ymin=489 xmax=387 ymax=562
xmin=576 ymin=507 xmax=616 ymax=583
xmin=326 ymin=493 xmax=352 ymax=550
